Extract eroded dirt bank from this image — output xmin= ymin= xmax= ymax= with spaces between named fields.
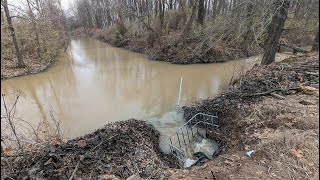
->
xmin=177 ymin=52 xmax=319 ymax=179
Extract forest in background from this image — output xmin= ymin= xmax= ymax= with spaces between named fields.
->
xmin=1 ymin=0 xmax=319 ymax=71
xmin=1 ymin=0 xmax=69 ymax=79
xmin=70 ymin=0 xmax=319 ymax=64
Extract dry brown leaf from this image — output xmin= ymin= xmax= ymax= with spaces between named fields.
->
xmin=244 ymin=145 xmax=250 ymax=151
xmin=78 ymin=139 xmax=87 ymax=148
xmin=289 ymin=149 xmax=304 ymax=158
xmin=299 ymin=85 xmax=319 ymax=96
xmin=4 ymin=146 xmax=14 ymax=156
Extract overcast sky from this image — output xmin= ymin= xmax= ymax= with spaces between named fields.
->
xmin=8 ymin=0 xmax=74 ymax=12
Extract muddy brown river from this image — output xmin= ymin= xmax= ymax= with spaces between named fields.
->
xmin=1 ymin=37 xmax=291 ymax=152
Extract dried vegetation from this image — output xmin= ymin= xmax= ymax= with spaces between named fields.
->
xmin=180 ymin=53 xmax=319 ymax=179
xmin=1 ymin=119 xmax=177 ymax=179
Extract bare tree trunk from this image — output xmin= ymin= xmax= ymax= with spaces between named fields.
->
xmin=169 ymin=0 xmax=173 ymax=9
xmin=159 ymin=0 xmax=165 ymax=28
xmin=2 ymin=0 xmax=25 ymax=68
xmin=261 ymin=0 xmax=289 ymax=65
xmin=243 ymin=2 xmax=254 ymax=48
xmin=197 ymin=0 xmax=205 ymax=25
xmin=311 ymin=29 xmax=319 ymax=51
xmin=154 ymin=0 xmax=158 ymax=17
xmin=212 ymin=0 xmax=218 ymax=19
xmin=27 ymin=0 xmax=42 ymax=60
xmin=181 ymin=0 xmax=198 ymax=39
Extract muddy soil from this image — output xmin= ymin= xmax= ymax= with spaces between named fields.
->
xmin=178 ymin=52 xmax=319 ymax=179
xmin=1 ymin=119 xmax=178 ymax=179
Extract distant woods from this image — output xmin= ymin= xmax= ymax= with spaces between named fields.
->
xmin=68 ymin=0 xmax=319 ymax=64
xmin=1 ymin=0 xmax=69 ymax=68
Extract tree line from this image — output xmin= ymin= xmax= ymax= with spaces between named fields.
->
xmin=69 ymin=0 xmax=319 ymax=64
xmin=1 ymin=0 xmax=319 ymax=67
xmin=1 ymin=0 xmax=69 ymax=68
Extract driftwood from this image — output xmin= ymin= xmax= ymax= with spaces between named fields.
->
xmin=279 ymin=43 xmax=308 ymax=54
xmin=241 ymin=87 xmax=299 ymax=98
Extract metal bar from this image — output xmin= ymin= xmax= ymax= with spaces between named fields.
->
xmin=169 ymin=138 xmax=173 ymax=154
xmin=186 ymin=126 xmax=191 ymax=142
xmin=176 ymin=132 xmax=181 ymax=149
xmin=181 ymin=128 xmax=187 ymax=146
xmin=190 ymin=123 xmax=194 ymax=138
xmin=177 ymin=77 xmax=183 ymax=107
xmin=171 ymin=145 xmax=183 ymax=153
xmin=166 ymin=113 xmax=218 ymax=139
xmin=166 ymin=113 xmax=220 ymax=161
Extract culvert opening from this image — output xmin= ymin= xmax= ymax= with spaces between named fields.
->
xmin=166 ymin=113 xmax=223 ymax=167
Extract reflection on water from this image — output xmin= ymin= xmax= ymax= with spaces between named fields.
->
xmin=1 ymin=37 xmax=291 ymax=151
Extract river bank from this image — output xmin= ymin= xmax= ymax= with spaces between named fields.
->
xmin=178 ymin=52 xmax=319 ymax=179
xmin=83 ymin=28 xmax=261 ymax=64
xmin=1 ymin=50 xmax=61 ymax=80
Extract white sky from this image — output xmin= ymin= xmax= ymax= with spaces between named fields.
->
xmin=8 ymin=0 xmax=74 ymax=12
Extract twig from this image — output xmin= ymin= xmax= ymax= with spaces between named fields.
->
xmin=219 ymin=155 xmax=234 ymax=162
xmin=1 ymin=92 xmax=23 ymax=151
xmin=267 ymin=165 xmax=272 ymax=174
xmin=69 ymin=160 xmax=80 ymax=180
xmin=128 ymin=155 xmax=140 ymax=174
xmin=305 ymin=72 xmax=319 ymax=76
xmin=88 ymin=170 xmax=93 ymax=180
xmin=270 ymin=92 xmax=285 ymax=99
xmin=147 ymin=168 xmax=160 ymax=180
xmin=84 ymin=134 xmax=117 ymax=157
xmin=68 ymin=135 xmax=118 ymax=180
xmin=241 ymin=87 xmax=300 ymax=97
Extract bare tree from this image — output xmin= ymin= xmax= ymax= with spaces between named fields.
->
xmin=181 ymin=0 xmax=199 ymax=39
xmin=211 ymin=0 xmax=217 ymax=19
xmin=2 ymin=0 xmax=25 ymax=68
xmin=198 ymin=0 xmax=205 ymax=25
xmin=26 ymin=0 xmax=42 ymax=60
xmin=261 ymin=0 xmax=289 ymax=65
xmin=311 ymin=29 xmax=319 ymax=51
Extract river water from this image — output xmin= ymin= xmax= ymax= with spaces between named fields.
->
xmin=1 ymin=37 xmax=291 ymax=152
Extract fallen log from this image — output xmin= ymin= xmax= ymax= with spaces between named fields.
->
xmin=279 ymin=43 xmax=308 ymax=54
xmin=240 ymin=87 xmax=300 ymax=98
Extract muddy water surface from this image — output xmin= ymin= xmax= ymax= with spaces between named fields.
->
xmin=1 ymin=37 xmax=291 ymax=152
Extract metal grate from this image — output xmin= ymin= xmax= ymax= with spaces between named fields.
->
xmin=166 ymin=113 xmax=219 ymax=163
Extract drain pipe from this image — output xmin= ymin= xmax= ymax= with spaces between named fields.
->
xmin=177 ymin=77 xmax=183 ymax=108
